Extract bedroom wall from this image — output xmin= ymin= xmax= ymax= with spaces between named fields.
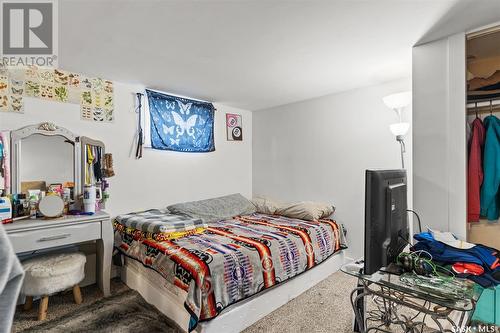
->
xmin=252 ymin=78 xmax=412 ymax=259
xmin=0 ymin=81 xmax=253 ymax=218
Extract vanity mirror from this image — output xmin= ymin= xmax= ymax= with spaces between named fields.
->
xmin=11 ymin=122 xmax=81 ymax=200
xmin=4 ymin=121 xmax=112 ymax=297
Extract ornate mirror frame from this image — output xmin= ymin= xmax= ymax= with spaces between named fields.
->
xmin=10 ymin=122 xmax=81 ymax=197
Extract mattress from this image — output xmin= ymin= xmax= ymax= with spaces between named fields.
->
xmin=114 ymin=212 xmax=347 ymax=331
xmin=125 ymin=257 xmax=188 ymax=304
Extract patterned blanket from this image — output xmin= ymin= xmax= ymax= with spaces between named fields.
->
xmin=114 ymin=213 xmax=347 ymax=331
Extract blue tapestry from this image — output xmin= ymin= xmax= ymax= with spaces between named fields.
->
xmin=146 ymin=89 xmax=215 ymax=152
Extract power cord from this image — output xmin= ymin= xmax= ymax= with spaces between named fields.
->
xmin=407 ymin=209 xmax=422 ymax=233
xmin=399 ymin=231 xmax=413 ymax=248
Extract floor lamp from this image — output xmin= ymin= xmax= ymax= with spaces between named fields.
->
xmin=383 ymin=91 xmax=411 ymax=169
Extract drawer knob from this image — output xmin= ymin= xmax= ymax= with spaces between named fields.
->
xmin=37 ymin=234 xmax=71 ymax=242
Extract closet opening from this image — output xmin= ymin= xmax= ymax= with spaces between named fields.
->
xmin=466 ymin=26 xmax=500 ymax=250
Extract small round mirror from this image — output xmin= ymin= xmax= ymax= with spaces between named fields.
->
xmin=39 ymin=195 xmax=64 ymax=218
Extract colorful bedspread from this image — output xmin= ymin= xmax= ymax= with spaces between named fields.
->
xmin=114 ymin=213 xmax=346 ymax=331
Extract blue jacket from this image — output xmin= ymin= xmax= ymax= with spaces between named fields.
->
xmin=413 ymin=232 xmax=500 ymax=287
xmin=480 ymin=115 xmax=500 ymax=220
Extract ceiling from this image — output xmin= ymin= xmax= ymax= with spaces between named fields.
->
xmin=58 ymin=0 xmax=495 ymax=111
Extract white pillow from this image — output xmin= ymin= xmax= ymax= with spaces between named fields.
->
xmin=275 ymin=201 xmax=335 ymax=221
xmin=251 ymin=196 xmax=282 ymax=215
xmin=252 ymin=196 xmax=334 ymax=221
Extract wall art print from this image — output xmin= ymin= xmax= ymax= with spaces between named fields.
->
xmin=146 ymin=89 xmax=215 ymax=152
xmin=0 ymin=65 xmax=114 ymax=123
xmin=0 ymin=66 xmax=24 ymax=113
xmin=226 ymin=113 xmax=242 ymax=141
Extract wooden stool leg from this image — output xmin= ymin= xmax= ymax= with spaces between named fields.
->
xmin=23 ymin=296 xmax=33 ymax=311
xmin=73 ymin=285 xmax=82 ymax=305
xmin=38 ymin=296 xmax=49 ymax=321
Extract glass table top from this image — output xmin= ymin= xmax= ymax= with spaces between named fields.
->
xmin=341 ymin=262 xmax=484 ymax=312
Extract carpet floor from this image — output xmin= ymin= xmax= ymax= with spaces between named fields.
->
xmin=16 ymin=289 xmax=182 ymax=333
xmin=243 ymin=271 xmax=355 ymax=333
xmin=13 ymin=272 xmax=357 ymax=333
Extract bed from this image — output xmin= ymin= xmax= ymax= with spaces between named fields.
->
xmin=114 ymin=206 xmax=347 ymax=333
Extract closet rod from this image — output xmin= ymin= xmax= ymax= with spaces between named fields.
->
xmin=467 ymin=96 xmax=500 ymax=104
xmin=467 ymin=97 xmax=500 ymax=114
xmin=467 ymin=97 xmax=500 ymax=109
xmin=466 ymin=106 xmax=500 ymax=115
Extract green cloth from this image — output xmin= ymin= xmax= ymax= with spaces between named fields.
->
xmin=480 ymin=115 xmax=500 ymax=221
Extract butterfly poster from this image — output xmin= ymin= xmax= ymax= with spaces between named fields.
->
xmin=146 ymin=89 xmax=215 ymax=152
xmin=0 ymin=65 xmax=114 ymax=121
xmin=0 ymin=66 xmax=24 ymax=113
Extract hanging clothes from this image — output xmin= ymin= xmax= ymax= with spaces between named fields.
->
xmin=468 ymin=117 xmax=485 ymax=222
xmin=103 ymin=153 xmax=115 ymax=177
xmin=93 ymin=146 xmax=102 ymax=183
xmin=480 ymin=115 xmax=500 ymax=221
xmin=84 ymin=145 xmax=104 ymax=186
xmin=85 ymin=145 xmax=94 ymax=185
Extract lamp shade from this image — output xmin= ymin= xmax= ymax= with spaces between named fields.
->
xmin=383 ymin=91 xmax=411 ymax=110
xmin=389 ymin=122 xmax=410 ymax=136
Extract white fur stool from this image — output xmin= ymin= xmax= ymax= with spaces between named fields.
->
xmin=21 ymin=252 xmax=86 ymax=320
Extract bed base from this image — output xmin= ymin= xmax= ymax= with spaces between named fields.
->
xmin=121 ymin=250 xmax=346 ymax=333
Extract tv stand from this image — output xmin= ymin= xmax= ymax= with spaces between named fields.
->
xmin=381 ymin=262 xmax=404 ymax=275
xmin=341 ymin=263 xmax=482 ymax=332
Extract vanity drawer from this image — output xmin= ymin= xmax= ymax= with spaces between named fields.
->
xmin=8 ymin=222 xmax=101 ymax=253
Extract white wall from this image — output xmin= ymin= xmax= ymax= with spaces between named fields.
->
xmin=252 ymin=78 xmax=411 ymax=259
xmin=412 ymin=33 xmax=467 ymax=240
xmin=0 ymin=81 xmax=253 ymax=217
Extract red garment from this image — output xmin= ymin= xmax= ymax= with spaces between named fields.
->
xmin=452 ymin=262 xmax=485 ymax=276
xmin=468 ymin=118 xmax=485 ymax=222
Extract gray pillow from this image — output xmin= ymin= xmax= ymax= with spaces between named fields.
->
xmin=167 ymin=193 xmax=256 ymax=223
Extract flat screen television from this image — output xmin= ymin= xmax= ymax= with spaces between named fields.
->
xmin=364 ymin=169 xmax=409 ymax=275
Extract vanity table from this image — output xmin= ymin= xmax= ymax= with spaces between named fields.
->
xmin=4 ymin=212 xmax=112 ymax=296
xmin=4 ymin=122 xmax=113 ymax=297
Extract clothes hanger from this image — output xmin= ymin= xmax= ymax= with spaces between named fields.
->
xmin=490 ymin=100 xmax=493 ymax=116
xmin=475 ymin=102 xmax=478 ymax=119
